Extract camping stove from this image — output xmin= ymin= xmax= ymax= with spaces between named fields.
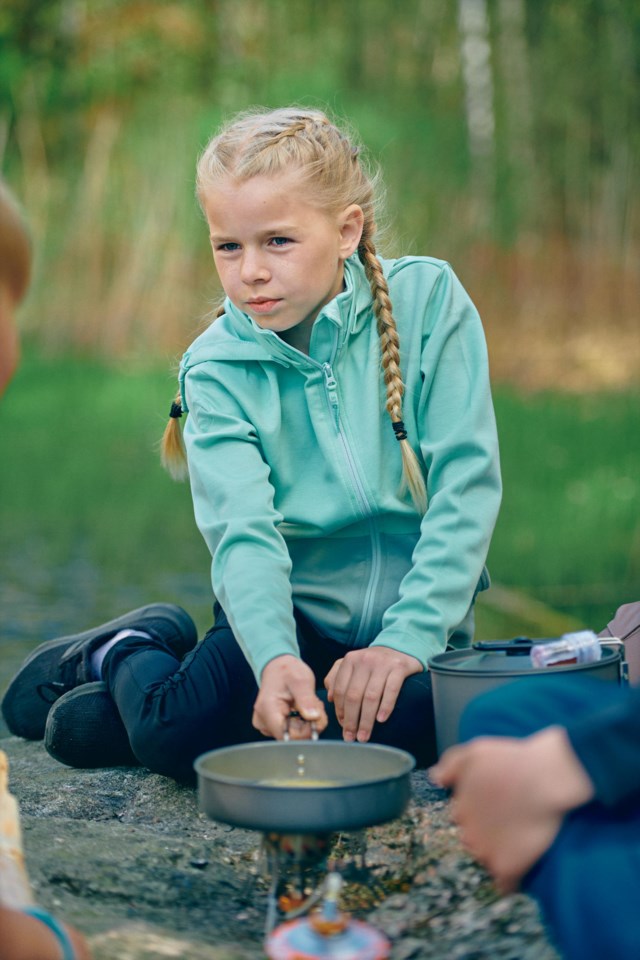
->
xmin=260 ymin=828 xmax=392 ymax=959
xmin=261 ymin=831 xmax=334 ymax=935
xmin=264 ymin=869 xmax=390 ymax=960
xmin=194 ymin=739 xmax=414 ymax=956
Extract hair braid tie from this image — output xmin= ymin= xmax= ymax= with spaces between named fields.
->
xmin=392 ymin=421 xmax=408 ymax=441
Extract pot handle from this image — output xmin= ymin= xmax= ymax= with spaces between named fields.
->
xmin=472 ymin=637 xmax=540 ymax=656
xmin=474 ymin=637 xmax=629 ymax=675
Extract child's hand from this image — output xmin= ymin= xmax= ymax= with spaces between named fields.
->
xmin=324 ymin=646 xmax=422 ymax=743
xmin=253 ymin=655 xmax=328 ymax=740
xmin=430 ymin=727 xmax=595 ymax=892
xmin=0 ymin=905 xmax=92 ymax=960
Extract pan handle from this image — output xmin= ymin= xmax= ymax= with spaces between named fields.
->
xmin=283 ymin=711 xmax=319 ymax=741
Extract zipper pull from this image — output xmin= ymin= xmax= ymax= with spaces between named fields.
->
xmin=322 ymin=363 xmax=340 ymax=426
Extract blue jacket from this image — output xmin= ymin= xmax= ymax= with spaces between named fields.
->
xmin=179 ymin=254 xmax=502 ymax=681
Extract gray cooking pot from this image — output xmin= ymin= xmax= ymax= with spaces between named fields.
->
xmin=195 ymin=740 xmax=415 ymax=834
xmin=429 ymin=638 xmax=623 ymax=756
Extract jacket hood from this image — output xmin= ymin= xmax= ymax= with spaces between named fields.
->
xmin=178 ymin=254 xmax=373 ymax=412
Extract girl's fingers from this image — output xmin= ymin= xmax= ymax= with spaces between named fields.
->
xmin=284 ymin=714 xmax=321 ymax=741
xmin=287 ymin=698 xmax=328 ymax=734
xmin=323 ymin=658 xmax=344 ymax=703
xmin=328 ymin=659 xmax=353 ymax=725
xmin=429 ymin=744 xmax=464 ymax=787
xmin=374 ymin=670 xmax=404 ymax=724
xmin=340 ymin=665 xmax=383 ymax=742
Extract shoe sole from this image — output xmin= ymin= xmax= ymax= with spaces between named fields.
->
xmin=45 ymin=682 xmax=139 ymax=769
xmin=1 ymin=603 xmax=196 ymax=741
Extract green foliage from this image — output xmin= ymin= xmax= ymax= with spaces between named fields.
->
xmin=1 ymin=0 xmax=638 ymax=374
xmin=2 ymin=357 xmax=638 ymax=636
xmin=489 ymin=389 xmax=640 ymax=627
xmin=3 ymin=0 xmax=639 ymax=242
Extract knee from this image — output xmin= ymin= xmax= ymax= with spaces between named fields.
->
xmin=128 ymin=717 xmax=198 ymax=783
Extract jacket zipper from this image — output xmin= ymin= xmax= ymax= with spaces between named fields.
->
xmin=321 ymin=361 xmax=381 ymax=646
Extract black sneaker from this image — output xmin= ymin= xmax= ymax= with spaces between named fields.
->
xmin=1 ymin=603 xmax=197 ymax=741
xmin=45 ymin=682 xmax=139 ymax=769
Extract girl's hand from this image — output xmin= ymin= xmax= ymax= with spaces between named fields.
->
xmin=324 ymin=646 xmax=422 ymax=743
xmin=430 ymin=727 xmax=595 ymax=893
xmin=253 ymin=655 xmax=328 ymax=740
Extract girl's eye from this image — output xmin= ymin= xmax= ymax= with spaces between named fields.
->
xmin=216 ymin=242 xmax=240 ymax=252
xmin=269 ymin=236 xmax=292 ymax=247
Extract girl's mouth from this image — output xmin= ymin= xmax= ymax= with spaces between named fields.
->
xmin=247 ymin=298 xmax=282 ymax=314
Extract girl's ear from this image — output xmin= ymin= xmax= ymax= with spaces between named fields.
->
xmin=338 ymin=204 xmax=364 ymax=260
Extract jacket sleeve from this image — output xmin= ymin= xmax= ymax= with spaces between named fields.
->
xmin=372 ymin=263 xmax=502 ymax=666
xmin=182 ymin=362 xmax=300 ymax=681
xmin=566 ymin=687 xmax=640 ymax=807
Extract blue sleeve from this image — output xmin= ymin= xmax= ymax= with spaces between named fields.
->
xmin=566 ymin=687 xmax=640 ymax=807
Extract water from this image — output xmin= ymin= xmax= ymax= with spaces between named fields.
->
xmin=0 ymin=541 xmax=213 ymax=739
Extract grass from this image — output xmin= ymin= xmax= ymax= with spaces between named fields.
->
xmin=2 ymin=353 xmax=638 ymax=640
xmin=488 ymin=388 xmax=640 ymax=628
xmin=0 ymin=352 xmax=213 ymax=631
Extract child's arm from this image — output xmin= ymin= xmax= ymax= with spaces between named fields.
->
xmin=369 ymin=262 xmax=502 ymax=668
xmin=183 ymin=365 xmax=303 ymax=681
xmin=1 ymin=751 xmax=92 ymax=959
xmin=0 ymin=905 xmax=92 ymax=960
xmin=252 ymin=655 xmax=327 ymax=740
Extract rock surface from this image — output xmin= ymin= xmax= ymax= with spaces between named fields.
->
xmin=2 ymin=736 xmax=559 ymax=959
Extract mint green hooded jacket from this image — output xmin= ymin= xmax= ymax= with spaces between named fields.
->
xmin=179 ymin=254 xmax=501 ymax=682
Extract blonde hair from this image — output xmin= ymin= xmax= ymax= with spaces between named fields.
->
xmin=162 ymin=107 xmax=427 ymax=513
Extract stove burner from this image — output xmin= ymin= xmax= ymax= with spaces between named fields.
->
xmin=265 ymin=872 xmax=390 ymax=960
xmin=262 ymin=832 xmax=334 ymax=937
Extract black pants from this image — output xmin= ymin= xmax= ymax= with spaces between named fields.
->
xmin=102 ymin=604 xmax=438 ymax=782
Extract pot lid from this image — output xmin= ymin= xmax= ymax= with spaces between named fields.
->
xmin=429 ymin=637 xmax=620 ymax=677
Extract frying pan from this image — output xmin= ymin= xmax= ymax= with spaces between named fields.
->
xmin=195 ymin=741 xmax=415 ymax=834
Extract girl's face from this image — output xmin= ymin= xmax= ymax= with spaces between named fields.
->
xmin=202 ymin=172 xmax=363 ymax=351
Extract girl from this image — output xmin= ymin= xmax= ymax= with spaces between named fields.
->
xmin=2 ymin=107 xmax=501 ymax=782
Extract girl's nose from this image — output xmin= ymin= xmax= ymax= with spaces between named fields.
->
xmin=240 ymin=250 xmax=270 ymax=284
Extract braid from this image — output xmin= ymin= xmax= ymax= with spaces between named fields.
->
xmin=271 ymin=116 xmax=329 ymax=143
xmin=160 ymin=303 xmax=226 ymax=481
xmin=160 ymin=390 xmax=188 ymax=481
xmin=360 ymin=238 xmax=404 ymax=420
xmin=360 ymin=235 xmax=427 ymax=514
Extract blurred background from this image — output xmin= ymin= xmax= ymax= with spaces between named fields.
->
xmin=1 ymin=0 xmax=639 ymax=702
